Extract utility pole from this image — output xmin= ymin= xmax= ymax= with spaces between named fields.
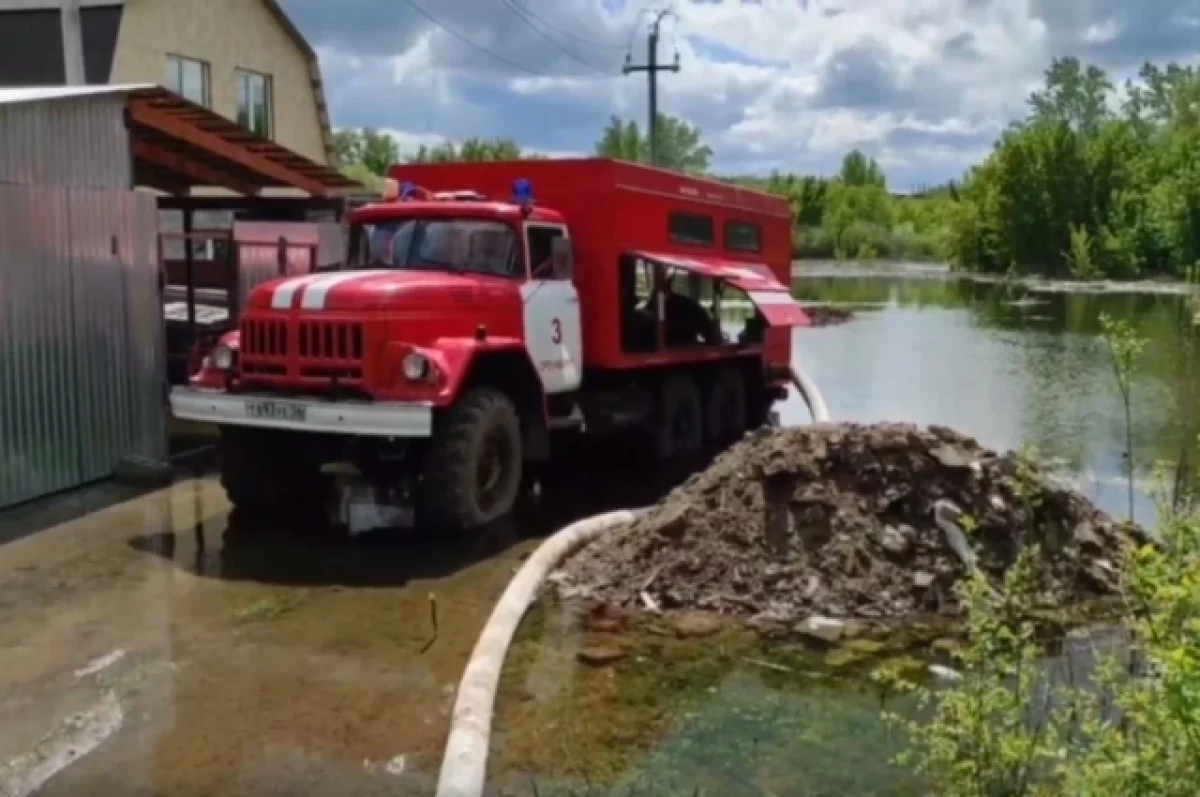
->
xmin=622 ymin=9 xmax=679 ymax=166
xmin=60 ymin=0 xmax=85 ymax=85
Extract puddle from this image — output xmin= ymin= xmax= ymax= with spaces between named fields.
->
xmin=487 ymin=598 xmax=1127 ymax=796
xmin=488 ymin=601 xmax=927 ymax=796
xmin=0 ymin=463 xmax=677 ymax=796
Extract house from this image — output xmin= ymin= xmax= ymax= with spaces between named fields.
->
xmin=0 ymin=0 xmax=335 ymax=167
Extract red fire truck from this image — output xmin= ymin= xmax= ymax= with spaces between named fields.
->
xmin=170 ymin=158 xmax=809 ymax=530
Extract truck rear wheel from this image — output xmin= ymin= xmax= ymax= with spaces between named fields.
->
xmin=420 ymin=388 xmax=523 ymax=531
xmin=217 ymin=427 xmax=322 ymax=515
xmin=706 ymin=367 xmax=748 ymax=445
xmin=653 ymin=374 xmax=704 ymax=462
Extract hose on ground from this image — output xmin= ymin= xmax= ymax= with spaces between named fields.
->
xmin=434 ymin=361 xmax=829 ymax=797
xmin=435 ymin=508 xmax=648 ymax=797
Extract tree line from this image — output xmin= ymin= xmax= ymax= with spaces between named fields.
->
xmin=334 ymin=55 xmax=1200 ymax=278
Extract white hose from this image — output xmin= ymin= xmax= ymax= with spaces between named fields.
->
xmin=435 ymin=363 xmax=830 ymax=797
xmin=435 ymin=508 xmax=648 ymax=797
xmin=789 ymin=363 xmax=830 ymax=424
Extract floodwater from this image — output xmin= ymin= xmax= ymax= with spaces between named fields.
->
xmin=787 ymin=267 xmax=1199 ymax=528
xmin=2 ymin=265 xmax=1196 ymax=795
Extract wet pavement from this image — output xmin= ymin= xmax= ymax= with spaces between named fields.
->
xmin=0 ymin=465 xmax=675 ymax=797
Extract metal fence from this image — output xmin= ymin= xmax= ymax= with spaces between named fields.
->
xmin=0 ymin=183 xmax=165 ymax=508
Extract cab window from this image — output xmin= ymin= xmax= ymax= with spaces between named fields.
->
xmin=527 ymin=225 xmax=570 ymax=279
xmin=346 ymin=217 xmax=518 ymax=277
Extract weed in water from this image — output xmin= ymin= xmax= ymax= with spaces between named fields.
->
xmin=234 ymin=593 xmax=305 ymax=625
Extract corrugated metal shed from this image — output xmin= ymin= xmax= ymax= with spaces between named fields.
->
xmin=0 ymin=184 xmax=164 ymax=507
xmin=0 ymin=84 xmax=147 ymax=189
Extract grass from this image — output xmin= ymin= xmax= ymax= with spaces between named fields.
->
xmin=234 ymin=593 xmax=307 ymax=625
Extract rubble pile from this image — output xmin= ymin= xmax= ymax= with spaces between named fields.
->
xmin=802 ymin=305 xmax=854 ymax=327
xmin=559 ymin=423 xmax=1145 ymax=621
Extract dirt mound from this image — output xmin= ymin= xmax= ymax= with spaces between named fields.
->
xmin=802 ymin=305 xmax=854 ymax=327
xmin=559 ymin=423 xmax=1145 ymax=622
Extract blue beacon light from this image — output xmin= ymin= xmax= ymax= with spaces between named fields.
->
xmin=512 ymin=178 xmax=533 ymax=205
xmin=512 ymin=178 xmax=534 ymax=217
xmin=400 ymin=181 xmax=415 ymax=201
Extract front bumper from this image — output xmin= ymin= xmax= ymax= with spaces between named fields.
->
xmin=169 ymin=387 xmax=433 ymax=437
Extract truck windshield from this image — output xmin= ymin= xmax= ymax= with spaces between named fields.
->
xmin=346 ymin=218 xmax=518 ymax=277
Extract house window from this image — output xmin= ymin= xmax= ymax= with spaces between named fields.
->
xmin=236 ymin=69 xmax=273 ymax=137
xmin=667 ymin=211 xmax=714 ymax=247
xmin=724 ymin=220 xmax=762 ymax=253
xmin=166 ymin=54 xmax=210 ymax=107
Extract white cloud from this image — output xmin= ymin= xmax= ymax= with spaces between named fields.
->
xmin=287 ymin=0 xmax=1200 ymax=189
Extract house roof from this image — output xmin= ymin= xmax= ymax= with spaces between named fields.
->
xmin=0 ymin=0 xmax=338 ymax=166
xmin=259 ymin=0 xmax=338 ymax=167
xmin=0 ymin=83 xmax=360 ymax=196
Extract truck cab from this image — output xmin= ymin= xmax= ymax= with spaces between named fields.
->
xmin=171 ymin=159 xmax=808 ymax=532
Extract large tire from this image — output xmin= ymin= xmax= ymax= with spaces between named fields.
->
xmin=652 ymin=373 xmax=704 ymax=462
xmin=706 ymin=367 xmax=748 ymax=446
xmin=217 ymin=427 xmax=323 ymax=515
xmin=419 ymin=388 xmax=523 ymax=531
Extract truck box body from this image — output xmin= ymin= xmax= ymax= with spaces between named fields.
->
xmin=389 ymin=158 xmax=796 ymax=370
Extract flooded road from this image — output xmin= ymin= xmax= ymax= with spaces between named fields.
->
xmin=4 ymin=266 xmax=1198 ymax=795
xmin=0 ymin=471 xmax=671 ymax=796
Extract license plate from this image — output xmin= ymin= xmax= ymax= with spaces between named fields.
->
xmin=244 ymin=399 xmax=307 ymax=423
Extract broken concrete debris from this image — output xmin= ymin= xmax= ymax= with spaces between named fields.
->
xmin=557 ymin=422 xmax=1144 ymax=622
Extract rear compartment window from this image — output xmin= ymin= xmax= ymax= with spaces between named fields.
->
xmin=724 ymin=220 xmax=762 ymax=253
xmin=668 ymin=211 xmax=714 ymax=247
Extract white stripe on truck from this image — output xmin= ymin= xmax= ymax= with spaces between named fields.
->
xmin=270 ymin=275 xmax=319 ymax=309
xmin=300 ymin=270 xmax=393 ymax=310
xmin=268 ymin=270 xmax=396 ymax=311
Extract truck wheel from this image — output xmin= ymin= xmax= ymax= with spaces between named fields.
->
xmin=420 ymin=388 xmax=523 ymax=531
xmin=218 ymin=427 xmax=322 ymax=515
xmin=706 ymin=367 xmax=748 ymax=445
xmin=653 ymin=374 xmax=704 ymax=461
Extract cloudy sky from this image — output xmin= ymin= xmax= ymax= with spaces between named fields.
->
xmin=278 ymin=0 xmax=1200 ymax=189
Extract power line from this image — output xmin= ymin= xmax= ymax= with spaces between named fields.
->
xmin=505 ymin=0 xmax=632 ymax=51
xmin=498 ymin=0 xmax=615 ymax=74
xmin=399 ymin=0 xmax=546 ymax=77
xmin=625 ymin=5 xmax=666 ymax=63
xmin=623 ymin=8 xmax=680 ymax=166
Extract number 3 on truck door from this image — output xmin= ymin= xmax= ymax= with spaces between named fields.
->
xmin=520 ymin=224 xmax=582 ymax=394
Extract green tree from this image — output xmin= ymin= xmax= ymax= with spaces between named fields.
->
xmin=333 ymin=127 xmax=400 ymax=176
xmin=405 ymin=138 xmax=529 ymax=163
xmin=839 ymin=149 xmax=886 ymax=188
xmin=946 ymin=57 xmax=1200 ymax=278
xmin=1029 ymin=56 xmax=1114 ymax=134
xmin=594 ymin=113 xmax=713 ymax=173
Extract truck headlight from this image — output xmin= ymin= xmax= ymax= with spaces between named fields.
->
xmin=211 ymin=344 xmax=236 ymax=371
xmin=402 ymin=352 xmax=429 ymax=381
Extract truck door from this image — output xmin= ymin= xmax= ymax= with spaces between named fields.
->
xmin=520 ymin=223 xmax=583 ymax=393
